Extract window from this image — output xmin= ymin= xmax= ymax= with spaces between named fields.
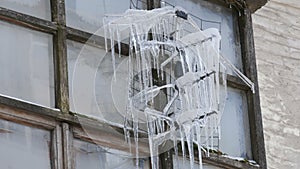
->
xmin=0 ymin=0 xmax=51 ymax=20
xmin=0 ymin=119 xmax=51 ymax=169
xmin=221 ymin=88 xmax=252 ymax=158
xmin=0 ymin=20 xmax=54 ymax=107
xmin=73 ymin=139 xmax=150 ymax=169
xmin=0 ymin=0 xmax=266 ymax=169
xmin=67 ymin=40 xmax=128 ymax=125
xmin=67 ymin=40 xmax=105 ymax=116
xmin=65 ymin=0 xmax=131 ymax=33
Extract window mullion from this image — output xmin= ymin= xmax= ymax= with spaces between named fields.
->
xmin=238 ymin=9 xmax=267 ymax=169
xmin=52 ymin=124 xmax=63 ymax=169
xmin=51 ymin=0 xmax=66 ymax=26
xmin=62 ymin=123 xmax=73 ymax=169
xmin=52 ymin=0 xmax=69 ymax=113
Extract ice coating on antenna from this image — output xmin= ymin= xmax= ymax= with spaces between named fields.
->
xmin=103 ymin=6 xmax=254 ymax=169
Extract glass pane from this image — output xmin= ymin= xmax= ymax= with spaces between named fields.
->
xmin=0 ymin=0 xmax=51 ymax=20
xmin=73 ymin=139 xmax=150 ymax=169
xmin=67 ymin=40 xmax=105 ymax=117
xmin=0 ymin=20 xmax=54 ymax=107
xmin=162 ymin=0 xmax=243 ymax=75
xmin=68 ymin=40 xmax=127 ymax=124
xmin=219 ymin=87 xmax=252 ymax=159
xmin=0 ymin=119 xmax=51 ymax=169
xmin=173 ymin=156 xmax=223 ymax=169
xmin=65 ymin=0 xmax=131 ymax=33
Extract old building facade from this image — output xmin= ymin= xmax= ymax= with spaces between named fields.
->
xmin=253 ymin=0 xmax=300 ymax=168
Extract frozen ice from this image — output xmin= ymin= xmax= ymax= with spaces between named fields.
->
xmin=103 ymin=6 xmax=255 ymax=169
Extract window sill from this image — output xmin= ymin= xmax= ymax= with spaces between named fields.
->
xmin=203 ymin=153 xmax=260 ymax=169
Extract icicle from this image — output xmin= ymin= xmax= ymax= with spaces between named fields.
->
xmin=220 ymin=54 xmax=255 ymax=93
xmin=180 ymin=126 xmax=186 ymax=164
xmin=103 ymin=17 xmax=108 ymax=52
xmin=209 ymin=117 xmax=213 ymax=151
xmin=184 ymin=125 xmax=194 ymax=169
xmin=172 ymin=124 xmax=179 ymax=169
xmin=116 ymin=26 xmax=121 ymax=58
xmin=133 ymin=120 xmax=139 ymax=168
xmin=108 ymin=25 xmax=117 ymax=80
xmin=147 ymin=115 xmax=157 ymax=169
xmin=145 ymin=110 xmax=169 ymax=169
xmin=179 ymin=50 xmax=186 ymax=75
xmin=195 ymin=124 xmax=203 ymax=169
xmin=205 ymin=119 xmax=209 ymax=157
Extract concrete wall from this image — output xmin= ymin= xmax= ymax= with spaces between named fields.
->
xmin=252 ymin=1 xmax=300 ymax=168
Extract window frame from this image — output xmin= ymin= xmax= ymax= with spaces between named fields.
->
xmin=0 ymin=0 xmax=266 ymax=169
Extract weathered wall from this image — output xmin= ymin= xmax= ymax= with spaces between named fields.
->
xmin=252 ymin=0 xmax=300 ymax=168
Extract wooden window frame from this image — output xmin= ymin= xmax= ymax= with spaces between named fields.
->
xmin=0 ymin=0 xmax=267 ymax=168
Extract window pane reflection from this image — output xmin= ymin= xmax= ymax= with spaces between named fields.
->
xmin=67 ymin=40 xmax=127 ymax=125
xmin=220 ymin=87 xmax=252 ymax=159
xmin=67 ymin=40 xmax=106 ymax=117
xmin=65 ymin=0 xmax=130 ymax=33
xmin=73 ymin=139 xmax=150 ymax=169
xmin=0 ymin=20 xmax=54 ymax=107
xmin=0 ymin=119 xmax=51 ymax=169
xmin=0 ymin=0 xmax=51 ymax=20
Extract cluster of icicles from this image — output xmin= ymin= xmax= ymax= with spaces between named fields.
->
xmin=103 ymin=6 xmax=254 ymax=169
